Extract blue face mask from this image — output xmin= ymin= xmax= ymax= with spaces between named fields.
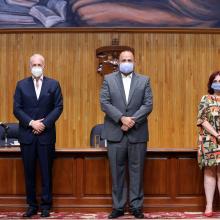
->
xmin=211 ymin=82 xmax=220 ymax=91
xmin=119 ymin=62 xmax=134 ymax=75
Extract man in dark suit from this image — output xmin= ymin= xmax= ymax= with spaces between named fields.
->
xmin=100 ymin=50 xmax=153 ymax=219
xmin=13 ymin=54 xmax=63 ymax=218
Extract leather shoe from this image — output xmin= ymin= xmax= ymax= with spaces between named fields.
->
xmin=22 ymin=207 xmax=38 ymax=218
xmin=108 ymin=209 xmax=124 ymax=219
xmin=40 ymin=209 xmax=50 ymax=218
xmin=132 ymin=209 xmax=144 ymax=219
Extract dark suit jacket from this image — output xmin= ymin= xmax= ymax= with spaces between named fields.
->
xmin=100 ymin=72 xmax=153 ymax=143
xmin=13 ymin=76 xmax=63 ymax=145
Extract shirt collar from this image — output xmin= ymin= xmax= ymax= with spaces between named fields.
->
xmin=121 ymin=72 xmax=133 ymax=79
xmin=32 ymin=75 xmax=44 ymax=81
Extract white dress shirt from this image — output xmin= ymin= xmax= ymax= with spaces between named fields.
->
xmin=121 ymin=73 xmax=132 ymax=103
xmin=33 ymin=75 xmax=43 ymax=99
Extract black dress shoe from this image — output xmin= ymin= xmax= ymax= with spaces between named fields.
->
xmin=40 ymin=209 xmax=50 ymax=218
xmin=22 ymin=207 xmax=38 ymax=218
xmin=132 ymin=209 xmax=144 ymax=219
xmin=108 ymin=209 xmax=124 ymax=219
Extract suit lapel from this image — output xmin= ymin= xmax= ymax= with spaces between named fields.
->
xmin=115 ymin=72 xmax=127 ymax=106
xmin=27 ymin=77 xmax=38 ymax=102
xmin=38 ymin=76 xmax=47 ymax=100
xmin=127 ymin=73 xmax=138 ymax=105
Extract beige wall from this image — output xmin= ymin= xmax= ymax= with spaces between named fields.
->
xmin=1 ymin=31 xmax=220 ymax=148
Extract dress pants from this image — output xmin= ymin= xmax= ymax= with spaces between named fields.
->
xmin=107 ymin=135 xmax=146 ymax=211
xmin=20 ymin=138 xmax=54 ymax=210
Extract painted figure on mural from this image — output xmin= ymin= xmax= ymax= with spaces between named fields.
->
xmin=71 ymin=0 xmax=220 ymax=27
xmin=1 ymin=0 xmax=220 ymax=28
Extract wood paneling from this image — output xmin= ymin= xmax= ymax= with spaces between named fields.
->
xmin=84 ymin=157 xmax=111 ymax=196
xmin=0 ymin=159 xmax=16 ymax=195
xmin=53 ymin=158 xmax=76 ymax=195
xmin=144 ymin=158 xmax=168 ymax=196
xmin=1 ymin=32 xmax=220 ymax=148
xmin=0 ymin=147 xmax=209 ymax=212
xmin=176 ymin=158 xmax=204 ymax=196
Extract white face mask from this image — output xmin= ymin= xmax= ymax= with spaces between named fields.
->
xmin=31 ymin=66 xmax=43 ymax=78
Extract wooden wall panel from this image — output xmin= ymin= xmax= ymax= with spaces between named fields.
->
xmin=144 ymin=158 xmax=168 ymax=196
xmin=176 ymin=158 xmax=204 ymax=196
xmin=52 ymin=158 xmax=76 ymax=196
xmin=14 ymin=159 xmax=25 ymax=195
xmin=1 ymin=32 xmax=220 ymax=148
xmin=0 ymin=149 xmax=208 ymax=212
xmin=0 ymin=159 xmax=16 ymax=195
xmin=84 ymin=157 xmax=111 ymax=196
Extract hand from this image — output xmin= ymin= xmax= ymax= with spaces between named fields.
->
xmin=121 ymin=116 xmax=135 ymax=128
xmin=30 ymin=119 xmax=45 ymax=133
xmin=121 ymin=124 xmax=129 ymax=131
xmin=32 ymin=129 xmax=42 ymax=135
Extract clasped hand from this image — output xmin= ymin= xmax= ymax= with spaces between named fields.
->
xmin=31 ymin=119 xmax=45 ymax=135
xmin=121 ymin=116 xmax=135 ymax=131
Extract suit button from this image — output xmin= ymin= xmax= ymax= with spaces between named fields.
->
xmin=125 ymin=109 xmax=128 ymax=112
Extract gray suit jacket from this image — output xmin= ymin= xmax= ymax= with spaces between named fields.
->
xmin=100 ymin=71 xmax=153 ymax=143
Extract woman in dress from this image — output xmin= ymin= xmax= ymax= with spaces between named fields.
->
xmin=197 ymin=71 xmax=220 ymax=217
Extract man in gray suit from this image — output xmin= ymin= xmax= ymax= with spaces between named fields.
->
xmin=100 ymin=50 xmax=153 ymax=219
